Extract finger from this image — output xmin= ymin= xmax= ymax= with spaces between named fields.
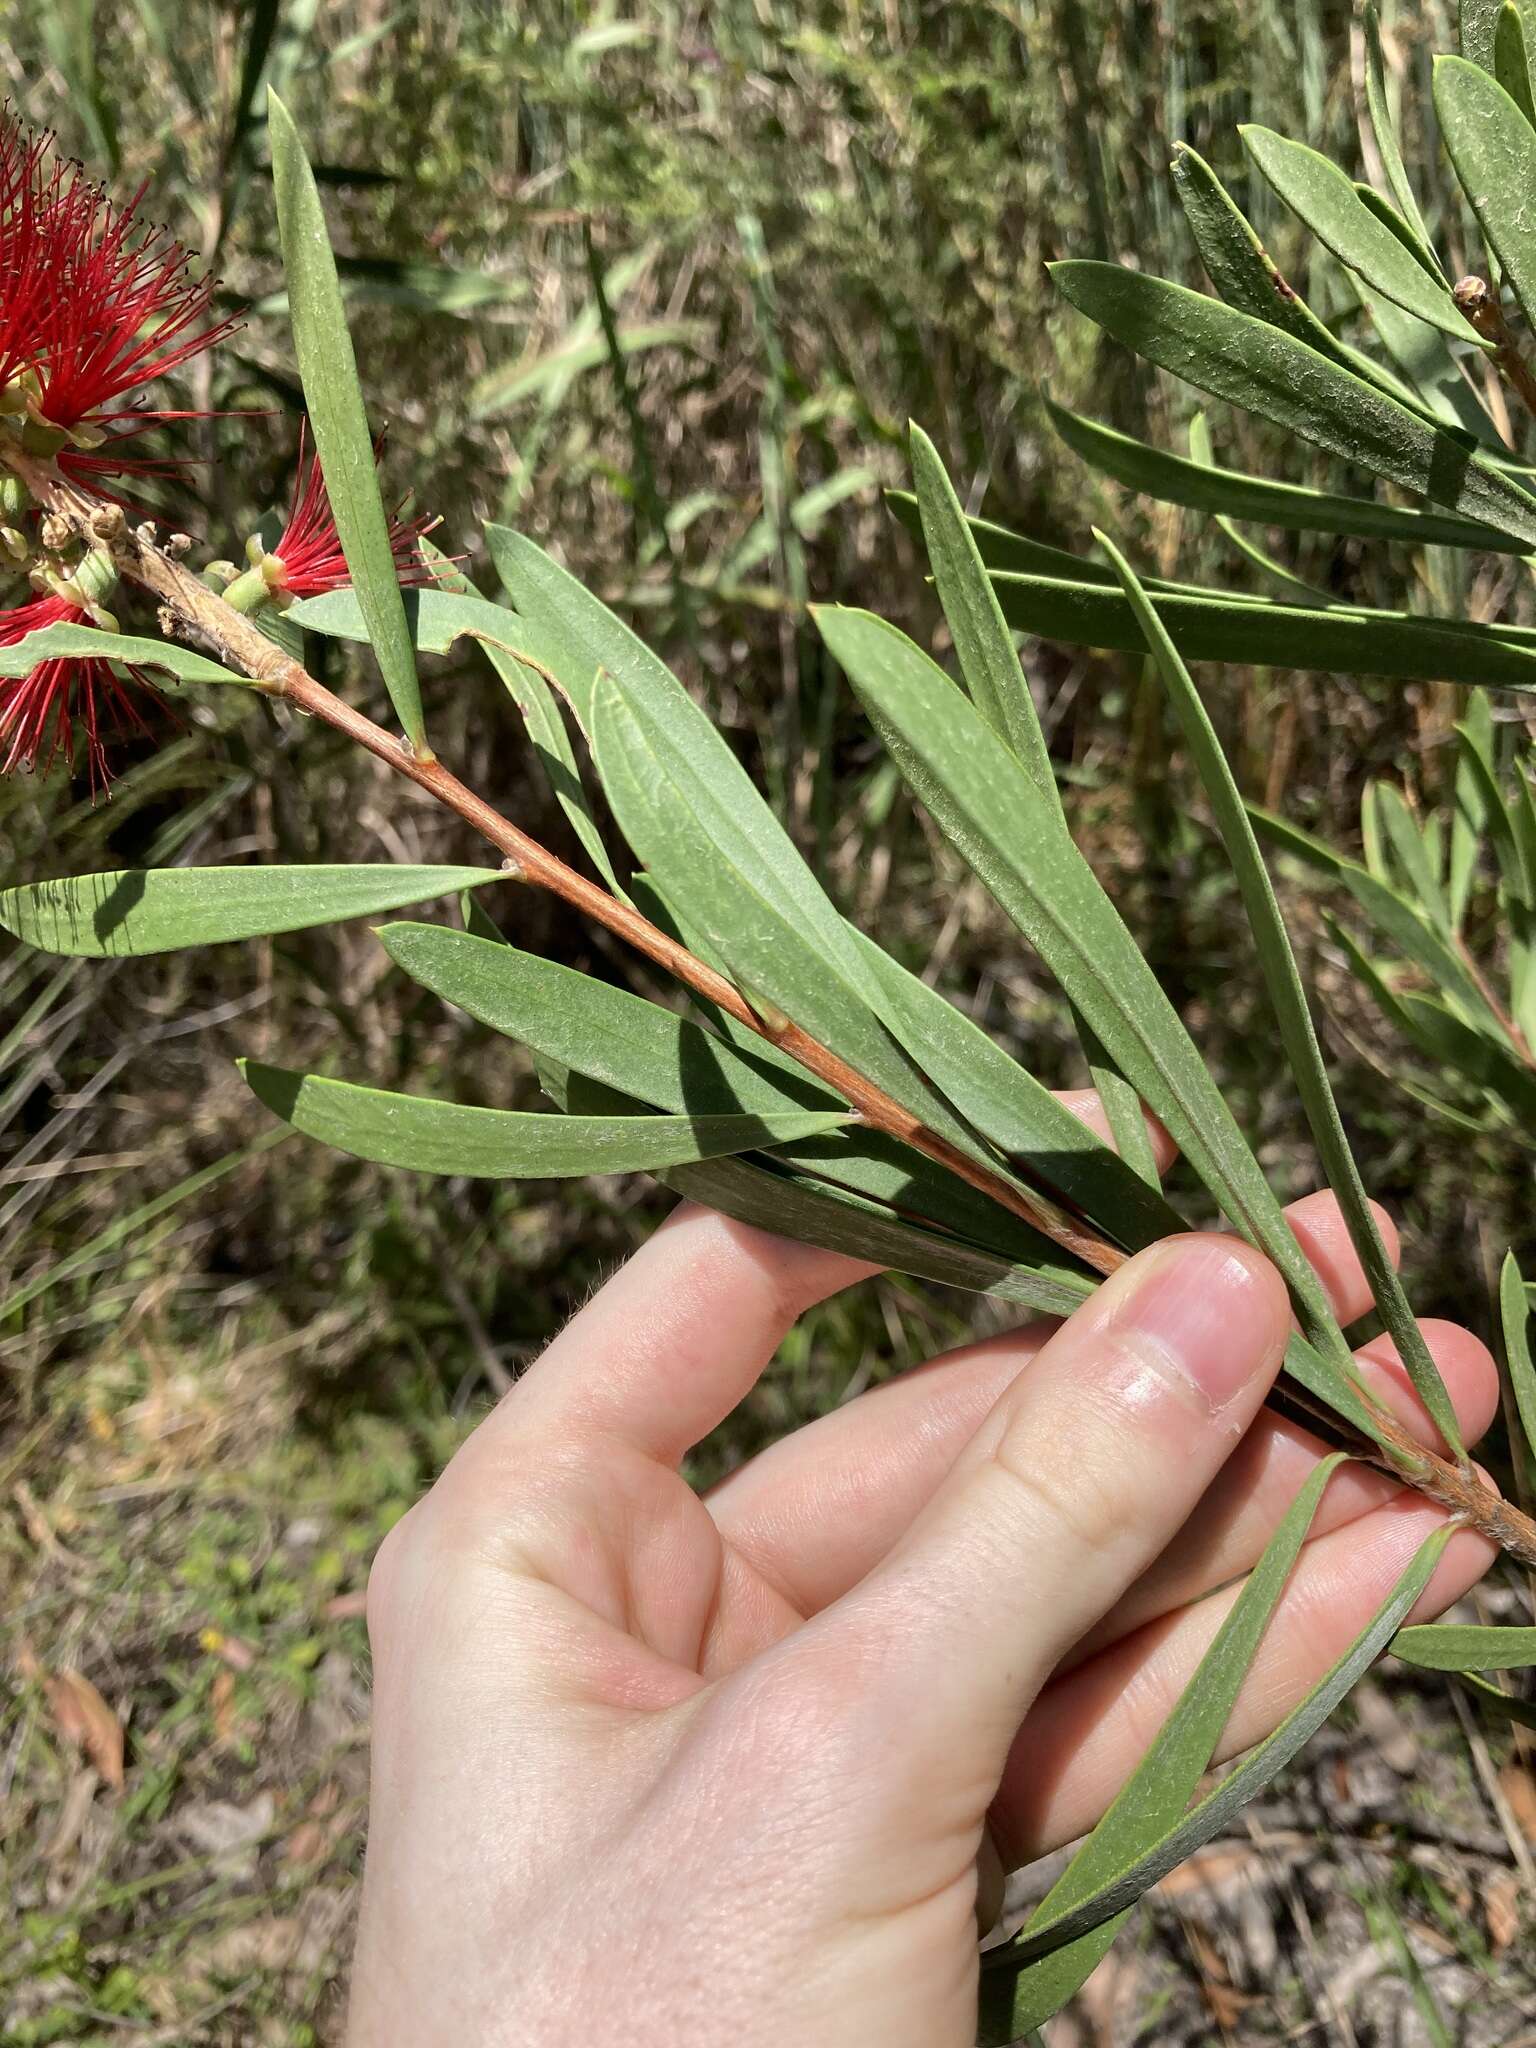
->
xmin=708 ymin=1190 xmax=1419 ymax=1618
xmin=711 ymin=1309 xmax=1495 ymax=1627
xmin=504 ymin=1203 xmax=875 ymax=1465
xmin=990 ymin=1499 xmax=1495 ymax=1866
xmin=1056 ymin=1088 xmax=1178 ymax=1177
xmin=804 ymin=1234 xmax=1290 ymax=1779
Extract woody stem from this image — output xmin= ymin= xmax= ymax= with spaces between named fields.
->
xmin=7 ymin=439 xmax=1536 ymax=1567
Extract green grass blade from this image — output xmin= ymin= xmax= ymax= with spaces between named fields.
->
xmin=1240 ymin=127 xmax=1478 ymax=343
xmin=813 ymin=601 xmax=1360 ymax=1389
xmin=0 ymin=865 xmax=498 ymax=958
xmin=908 ymin=422 xmax=1055 ymax=792
xmin=0 ymin=1131 xmax=289 ymax=1325
xmin=240 ymin=1061 xmax=850 ymax=1177
xmin=995 ymin=1456 xmax=1348 ymax=2033
xmin=267 ymin=89 xmax=426 ymax=752
xmin=1436 ymin=57 xmax=1536 ymax=336
xmin=1050 ymin=260 xmax=1536 ymax=545
xmin=1376 ymin=783 xmax=1451 ymax=929
xmin=1450 ymin=698 xmax=1496 ymax=926
xmin=1098 ymin=531 xmax=1464 ymax=1456
xmin=1250 ymin=806 xmax=1501 ymax=1025
xmin=990 ymin=1525 xmax=1452 ymax=1972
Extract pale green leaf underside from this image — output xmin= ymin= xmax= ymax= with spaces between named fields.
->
xmin=241 ymin=1059 xmax=851 ymax=1178
xmin=1393 ymin=1622 xmax=1536 ymax=1670
xmin=0 ymin=865 xmax=498 ymax=958
xmin=0 ymin=626 xmax=250 ymax=686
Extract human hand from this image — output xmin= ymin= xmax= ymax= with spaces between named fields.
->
xmin=349 ymin=1104 xmax=1496 ymax=2047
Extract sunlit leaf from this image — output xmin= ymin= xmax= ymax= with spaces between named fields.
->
xmin=0 ymin=865 xmax=499 ymax=958
xmin=1436 ymin=57 xmax=1536 ymax=336
xmin=268 ymin=90 xmax=426 ymax=750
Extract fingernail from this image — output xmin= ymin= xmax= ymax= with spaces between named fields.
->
xmin=1108 ymin=1234 xmax=1286 ymax=1415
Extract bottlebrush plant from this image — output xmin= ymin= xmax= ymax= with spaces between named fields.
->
xmin=2 ymin=46 xmax=1536 ymax=2044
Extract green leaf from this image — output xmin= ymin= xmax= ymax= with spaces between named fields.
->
xmin=1394 ymin=1620 xmax=1536 ymax=1669
xmin=0 ymin=626 xmax=249 ymax=687
xmin=376 ymin=922 xmax=1088 ymax=1275
xmin=1364 ymin=4 xmax=1438 ymax=255
xmin=1252 ymin=805 xmax=1502 ymax=1025
xmin=813 ymin=602 xmax=1363 ymax=1399
xmin=1501 ymin=1251 xmax=1536 ymax=1466
xmin=492 ymin=527 xmax=1003 ymax=1163
xmin=267 ymin=89 xmax=425 ymax=751
xmin=846 ymin=929 xmax=1186 ymax=1250
xmin=989 ymin=1525 xmax=1451 ymax=1971
xmin=1351 ymin=279 xmax=1513 ymax=448
xmin=1450 ymin=697 xmax=1496 ymax=925
xmin=535 ymin=1056 xmax=1097 ymax=1317
xmin=1465 ymin=0 xmax=1503 ymax=68
xmin=1039 ymin=395 xmax=1520 ymax=550
xmin=0 ymin=864 xmax=499 ymax=958
xmin=241 ymin=1061 xmax=850 ymax=1177
xmin=907 ymin=422 xmax=1054 ymax=789
xmin=1450 ymin=1670 xmax=1536 ymax=1729
xmin=1050 ymin=261 xmax=1536 ymax=545
xmin=1098 ymin=531 xmax=1464 ymax=1456
xmin=990 ymin=568 xmax=1536 ymax=693
xmin=287 ymin=584 xmax=524 ymax=653
xmin=991 ymin=1457 xmax=1347 ymax=2035
xmin=1240 ymin=127 xmax=1479 ymax=344
xmin=1376 ymin=784 xmax=1450 ymax=928
xmin=1436 ymin=57 xmax=1536 ymax=337
xmin=1496 ymin=0 xmax=1536 ymax=123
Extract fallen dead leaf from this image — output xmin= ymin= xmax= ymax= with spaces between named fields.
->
xmin=1487 ymin=1870 xmax=1522 ymax=1954
xmin=45 ymin=1668 xmax=124 ymax=1789
xmin=210 ymin=1667 xmax=239 ymax=1748
xmin=199 ymin=1627 xmax=256 ymax=1672
xmin=1500 ymin=1762 xmax=1536 ymax=1843
xmin=323 ymin=1589 xmax=367 ymax=1622
xmin=1154 ymin=1842 xmax=1263 ymax=1900
xmin=178 ymin=1791 xmax=275 ymax=1878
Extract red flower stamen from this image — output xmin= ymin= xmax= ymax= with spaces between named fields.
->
xmin=0 ymin=592 xmax=156 ymax=786
xmin=0 ymin=105 xmax=239 ymax=443
xmin=268 ymin=424 xmax=441 ymax=596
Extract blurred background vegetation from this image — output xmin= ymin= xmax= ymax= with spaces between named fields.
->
xmin=4 ymin=1 xmax=1534 ymax=2040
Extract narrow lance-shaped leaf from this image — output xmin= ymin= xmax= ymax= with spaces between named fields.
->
xmin=1502 ymin=1251 xmax=1536 ymax=1468
xmin=987 ymin=1457 xmax=1347 ymax=2038
xmin=1186 ymin=413 xmax=1333 ymax=601
xmin=1096 ymin=530 xmax=1465 ymax=1456
xmin=1050 ymin=261 xmax=1536 ymax=547
xmin=0 ymin=865 xmax=500 ymax=958
xmin=1450 ymin=697 xmax=1496 ymax=927
xmin=1168 ymin=142 xmax=1427 ymax=412
xmin=812 ymin=602 xmax=1365 ymax=1405
xmin=1496 ymin=0 xmax=1536 ymax=125
xmin=1239 ymin=126 xmax=1480 ymax=344
xmin=241 ymin=1061 xmax=852 ymax=1178
xmin=1039 ymin=395 xmax=1522 ymax=551
xmin=990 ymin=567 xmax=1536 ymax=694
xmin=375 ymin=922 xmax=1088 ymax=1276
xmin=267 ymin=89 xmax=426 ymax=751
xmin=536 ymin=1055 xmax=1097 ymax=1318
xmin=0 ymin=626 xmax=250 ymax=687
xmin=988 ymin=1525 xmax=1452 ymax=1970
xmin=1435 ymin=57 xmax=1536 ymax=337
xmin=1465 ymin=0 xmax=1503 ymax=68
xmin=907 ymin=422 xmax=1055 ymax=793
xmin=1394 ymin=1620 xmax=1536 ymax=1670
xmin=1364 ymin=4 xmax=1439 ymax=257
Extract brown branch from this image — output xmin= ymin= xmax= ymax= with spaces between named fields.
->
xmin=1454 ymin=276 xmax=1536 ymax=425
xmin=9 ymin=441 xmax=1536 ymax=1569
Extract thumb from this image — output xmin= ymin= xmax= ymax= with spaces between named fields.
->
xmin=813 ymin=1233 xmax=1290 ymax=1786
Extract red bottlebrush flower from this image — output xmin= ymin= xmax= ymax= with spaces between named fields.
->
xmin=265 ymin=425 xmax=440 ymax=597
xmin=0 ymin=105 xmax=239 ymax=440
xmin=0 ymin=592 xmax=155 ymax=786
